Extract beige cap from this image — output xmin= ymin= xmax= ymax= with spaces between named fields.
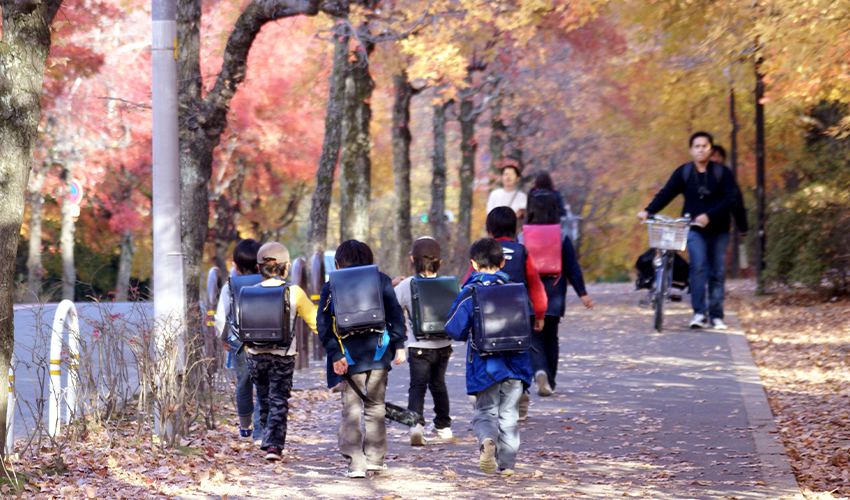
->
xmin=257 ymin=242 xmax=290 ymax=264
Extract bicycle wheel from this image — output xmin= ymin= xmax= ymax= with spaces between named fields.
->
xmin=653 ymin=254 xmax=668 ymax=332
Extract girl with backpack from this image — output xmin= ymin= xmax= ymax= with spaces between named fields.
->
xmin=523 ymin=188 xmax=594 ymax=397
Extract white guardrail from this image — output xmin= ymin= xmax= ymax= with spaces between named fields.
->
xmin=49 ymin=300 xmax=80 ymax=437
xmin=6 ymin=354 xmax=15 ymax=456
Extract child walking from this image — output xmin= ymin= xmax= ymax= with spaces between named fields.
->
xmin=446 ymin=238 xmax=533 ymax=476
xmin=246 ymin=242 xmax=317 ymax=461
xmin=317 ymin=240 xmax=407 ymax=478
xmin=394 ymin=237 xmax=453 ymax=446
xmin=213 ymin=238 xmax=263 ymax=441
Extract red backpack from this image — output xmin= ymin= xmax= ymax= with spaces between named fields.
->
xmin=523 ymin=224 xmax=562 ymax=276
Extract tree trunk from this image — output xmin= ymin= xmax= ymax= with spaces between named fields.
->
xmin=306 ymin=31 xmax=348 ymax=258
xmin=339 ymin=50 xmax=374 ymax=243
xmin=0 ymin=0 xmax=64 ymax=461
xmin=489 ymin=95 xmax=505 ymax=187
xmin=26 ymin=166 xmax=46 ymax=301
xmin=429 ymin=101 xmax=451 ymax=252
xmin=115 ymin=231 xmax=135 ymax=301
xmin=61 ymin=166 xmax=76 ymax=301
xmin=176 ymin=0 xmax=343 ymax=340
xmin=456 ymin=88 xmax=477 ymax=276
xmin=391 ymin=72 xmax=414 ymax=276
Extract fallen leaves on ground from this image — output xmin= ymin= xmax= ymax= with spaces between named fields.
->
xmin=730 ymin=282 xmax=850 ymax=499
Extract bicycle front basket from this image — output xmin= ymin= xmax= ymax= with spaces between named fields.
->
xmin=647 ymin=221 xmax=690 ymax=251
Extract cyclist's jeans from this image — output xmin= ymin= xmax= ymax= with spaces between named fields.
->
xmin=228 ymin=338 xmax=263 ymax=436
xmin=687 ymin=231 xmax=730 ymax=319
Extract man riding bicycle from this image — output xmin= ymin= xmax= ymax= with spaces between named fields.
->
xmin=637 ymin=131 xmax=746 ymax=330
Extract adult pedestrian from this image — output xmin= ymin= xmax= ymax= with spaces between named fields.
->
xmin=486 ymin=157 xmax=527 ymax=219
xmin=637 ymin=131 xmax=738 ymax=330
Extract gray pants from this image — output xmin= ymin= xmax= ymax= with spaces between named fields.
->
xmin=339 ymin=369 xmax=388 ymax=471
xmin=472 ymin=378 xmax=522 ymax=469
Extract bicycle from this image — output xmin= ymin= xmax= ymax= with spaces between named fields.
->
xmin=640 ymin=215 xmax=696 ymax=332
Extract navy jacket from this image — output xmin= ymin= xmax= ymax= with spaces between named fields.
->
xmin=445 ymin=272 xmax=533 ymax=394
xmin=645 ymin=161 xmax=737 ymax=237
xmin=541 ymin=234 xmax=587 ymax=318
xmin=317 ymin=268 xmax=406 ymax=380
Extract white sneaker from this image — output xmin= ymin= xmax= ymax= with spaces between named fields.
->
xmin=410 ymin=423 xmax=426 ymax=446
xmin=690 ymin=313 xmax=709 ymax=329
xmin=711 ymin=317 xmax=728 ymax=330
xmin=434 ymin=427 xmax=453 ymax=439
xmin=536 ymin=371 xmax=553 ymax=397
xmin=479 ymin=438 xmax=497 ymax=474
xmin=345 ymin=469 xmax=366 ymax=478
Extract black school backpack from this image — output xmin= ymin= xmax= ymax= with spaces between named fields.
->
xmin=683 ymin=162 xmax=747 ymax=232
xmin=227 ymin=274 xmax=265 ymax=338
xmin=410 ymin=276 xmax=460 ymax=341
xmin=499 ymin=240 xmax=528 ymax=286
xmin=234 ymin=283 xmax=296 ymax=349
xmin=468 ymin=276 xmax=532 ymax=357
xmin=328 ymin=265 xmax=386 ymax=338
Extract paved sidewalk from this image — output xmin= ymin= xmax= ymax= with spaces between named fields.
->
xmin=184 ymin=283 xmax=803 ymax=500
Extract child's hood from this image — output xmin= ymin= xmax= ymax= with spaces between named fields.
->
xmin=462 ymin=271 xmax=509 ymax=287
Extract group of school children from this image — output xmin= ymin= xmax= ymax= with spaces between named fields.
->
xmin=213 ymin=195 xmax=592 ymax=478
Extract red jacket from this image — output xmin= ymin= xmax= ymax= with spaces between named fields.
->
xmin=464 ymin=236 xmax=548 ymax=321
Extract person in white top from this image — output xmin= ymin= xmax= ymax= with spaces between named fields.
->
xmin=486 ymin=160 xmax=527 ymax=219
xmin=394 ymin=237 xmax=454 ymax=446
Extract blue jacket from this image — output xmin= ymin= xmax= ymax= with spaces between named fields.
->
xmin=445 ymin=271 xmax=533 ymax=394
xmin=317 ymin=268 xmax=406 ymax=383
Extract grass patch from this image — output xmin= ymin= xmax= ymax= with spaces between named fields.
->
xmin=174 ymin=444 xmax=202 ymax=457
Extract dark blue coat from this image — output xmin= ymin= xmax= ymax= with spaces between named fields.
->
xmin=541 ymin=234 xmax=587 ymax=318
xmin=445 ymin=272 xmax=533 ymax=394
xmin=317 ymin=269 xmax=406 ymax=383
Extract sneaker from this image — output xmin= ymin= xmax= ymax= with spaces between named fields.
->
xmin=345 ymin=469 xmax=366 ymax=478
xmin=535 ymin=371 xmax=553 ymax=397
xmin=366 ymin=463 xmax=387 ymax=472
xmin=434 ymin=427 xmax=453 ymax=439
xmin=479 ymin=438 xmax=497 ymax=474
xmin=518 ymin=392 xmax=530 ymax=421
xmin=711 ymin=317 xmax=728 ymax=330
xmin=499 ymin=468 xmax=515 ymax=476
xmin=410 ymin=423 xmax=426 ymax=446
xmin=264 ymin=446 xmax=281 ymax=461
xmin=239 ymin=428 xmax=253 ymax=439
xmin=689 ymin=313 xmax=710 ymax=329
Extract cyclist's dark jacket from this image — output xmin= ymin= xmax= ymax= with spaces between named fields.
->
xmin=644 ymin=161 xmax=739 ymax=237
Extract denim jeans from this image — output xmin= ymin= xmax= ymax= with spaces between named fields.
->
xmin=339 ymin=369 xmax=388 ymax=472
xmin=687 ymin=231 xmax=730 ymax=319
xmin=472 ymin=378 xmax=523 ymax=470
xmin=228 ymin=338 xmax=262 ymax=436
xmin=408 ymin=346 xmax=452 ymax=429
xmin=530 ymin=316 xmax=560 ymax=389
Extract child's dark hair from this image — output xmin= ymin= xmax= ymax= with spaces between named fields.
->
xmin=470 ymin=238 xmax=504 ymax=270
xmin=413 ymin=256 xmax=440 ymax=275
xmin=335 ymin=240 xmax=374 ymax=269
xmin=526 ymin=189 xmax=560 ymax=225
xmin=533 ymin=172 xmax=555 ymax=191
xmin=259 ymin=262 xmax=288 ymax=279
xmin=233 ymin=238 xmax=260 ymax=274
xmin=486 ymin=206 xmax=517 ymax=239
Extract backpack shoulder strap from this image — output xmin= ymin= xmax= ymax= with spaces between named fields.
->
xmin=681 ymin=162 xmax=694 ymax=185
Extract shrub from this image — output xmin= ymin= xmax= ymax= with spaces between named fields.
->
xmin=765 ymin=184 xmax=850 ymax=293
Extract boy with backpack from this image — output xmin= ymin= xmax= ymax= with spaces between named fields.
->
xmin=446 ymin=238 xmax=534 ymax=476
xmin=214 ymin=238 xmax=263 ymax=442
xmin=480 ymin=207 xmax=547 ymax=419
xmin=239 ymin=242 xmax=317 ymax=461
xmin=317 ymin=240 xmax=407 ymax=478
xmin=394 ymin=237 xmax=458 ymax=446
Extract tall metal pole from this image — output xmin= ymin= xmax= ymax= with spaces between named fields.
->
xmin=729 ymin=86 xmax=740 ymax=278
xmin=754 ymin=60 xmax=767 ymax=293
xmin=152 ymin=0 xmax=187 ymax=437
